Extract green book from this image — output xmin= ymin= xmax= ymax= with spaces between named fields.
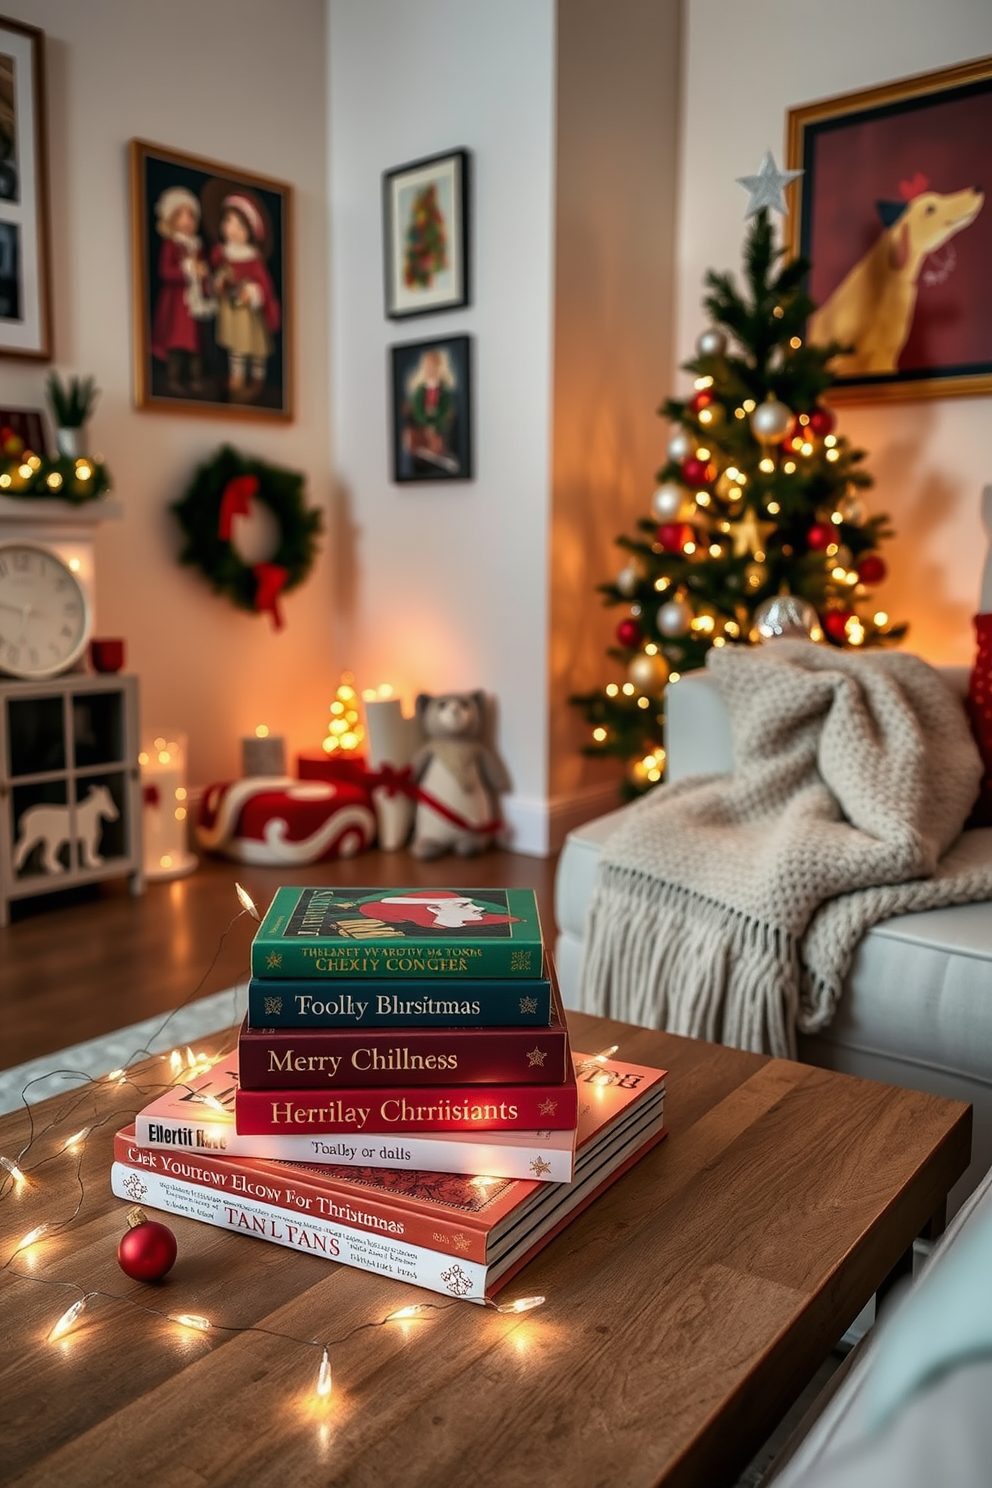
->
xmin=251 ymin=887 xmax=544 ymax=980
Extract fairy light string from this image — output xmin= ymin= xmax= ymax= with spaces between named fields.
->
xmin=1 ymin=881 xmax=551 ymax=1401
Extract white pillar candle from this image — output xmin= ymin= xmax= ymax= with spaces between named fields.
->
xmin=140 ymin=733 xmax=197 ymax=880
xmin=365 ymin=698 xmax=422 ymax=850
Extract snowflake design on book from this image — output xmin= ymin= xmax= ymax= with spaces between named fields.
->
xmin=510 ymin=951 xmax=533 ymax=972
xmin=519 ymin=996 xmax=538 ymax=1014
xmin=530 ymin=1157 xmax=552 ymax=1177
xmin=440 ymin=1263 xmax=475 ymax=1297
xmin=264 ymin=996 xmax=283 ymax=1016
xmin=265 ymin=953 xmax=283 ymax=969
xmin=538 ymin=1099 xmax=558 ymax=1116
xmin=122 ymin=1172 xmax=148 ymax=1202
xmin=452 ymin=1233 xmax=472 ymax=1253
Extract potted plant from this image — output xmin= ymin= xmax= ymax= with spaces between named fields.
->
xmin=46 ymin=372 xmax=100 ymax=459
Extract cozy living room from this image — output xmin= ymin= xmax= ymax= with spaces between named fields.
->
xmin=3 ymin=3 xmax=992 ymax=1485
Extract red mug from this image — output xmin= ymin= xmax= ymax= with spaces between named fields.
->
xmin=90 ymin=637 xmax=125 ymax=673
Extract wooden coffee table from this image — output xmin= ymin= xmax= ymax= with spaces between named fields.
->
xmin=2 ymin=1012 xmax=970 ymax=1488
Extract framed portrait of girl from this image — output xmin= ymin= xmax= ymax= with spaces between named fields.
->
xmin=130 ymin=140 xmax=293 ymax=420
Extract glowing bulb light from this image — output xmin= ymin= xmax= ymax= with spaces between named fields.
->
xmin=385 ymin=1305 xmax=433 ymax=1321
xmin=316 ymin=1347 xmax=332 ymax=1397
xmin=494 ymin=1296 xmax=545 ymax=1315
xmin=235 ymin=882 xmax=261 ymax=921
xmin=0 ymin=1155 xmax=27 ymax=1185
xmin=19 ymin=1223 xmax=51 ymax=1250
xmin=48 ymin=1296 xmax=89 ymax=1341
xmin=62 ymin=1127 xmax=91 ymax=1152
xmin=172 ymin=1313 xmax=211 ymax=1331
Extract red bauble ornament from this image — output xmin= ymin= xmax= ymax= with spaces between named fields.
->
xmin=857 ymin=553 xmax=887 ymax=585
xmin=616 ymin=617 xmax=643 ymax=649
xmin=681 ymin=456 xmax=713 ymax=487
xmin=823 ymin=610 xmax=853 ymax=644
xmin=807 ymin=523 xmax=833 ymax=552
xmin=656 ymin=522 xmax=695 ymax=552
xmin=784 ymin=417 xmax=805 ymax=451
xmin=808 ymin=405 xmax=837 ymax=439
xmin=689 ymin=388 xmax=714 ymax=414
xmin=118 ymin=1207 xmax=177 ymax=1282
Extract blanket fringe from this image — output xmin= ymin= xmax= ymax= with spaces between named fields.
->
xmin=579 ymin=864 xmax=801 ymax=1058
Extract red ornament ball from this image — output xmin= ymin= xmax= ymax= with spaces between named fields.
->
xmin=681 ymin=456 xmax=713 ymax=488
xmin=857 ymin=553 xmax=887 ymax=585
xmin=656 ymin=522 xmax=694 ymax=552
xmin=689 ymin=388 xmax=714 ymax=414
xmin=807 ymin=523 xmax=833 ymax=552
xmin=616 ymin=617 xmax=643 ymax=649
xmin=118 ymin=1208 xmax=177 ymax=1282
xmin=784 ymin=417 xmax=806 ymax=451
xmin=808 ymin=405 xmax=837 ymax=439
xmin=823 ymin=610 xmax=853 ymax=644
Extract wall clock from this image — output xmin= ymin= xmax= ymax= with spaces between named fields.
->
xmin=0 ymin=539 xmax=91 ymax=679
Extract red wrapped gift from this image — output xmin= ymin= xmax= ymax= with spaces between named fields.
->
xmin=197 ymin=777 xmax=376 ymax=863
xmin=296 ymin=750 xmax=370 ymax=787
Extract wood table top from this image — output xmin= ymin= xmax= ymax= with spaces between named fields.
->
xmin=1 ymin=1011 xmax=971 ymax=1488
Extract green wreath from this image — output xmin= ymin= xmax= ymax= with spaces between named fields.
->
xmin=171 ymin=445 xmax=322 ymax=627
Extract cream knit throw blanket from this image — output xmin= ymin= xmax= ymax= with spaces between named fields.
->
xmin=580 ymin=641 xmax=992 ymax=1058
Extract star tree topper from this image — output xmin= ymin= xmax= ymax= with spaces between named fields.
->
xmin=736 ymin=151 xmax=803 ymax=217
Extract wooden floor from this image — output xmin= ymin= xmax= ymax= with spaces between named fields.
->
xmin=0 ymin=849 xmax=559 ymax=1070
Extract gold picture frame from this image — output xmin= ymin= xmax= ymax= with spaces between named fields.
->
xmin=786 ymin=55 xmax=992 ymax=403
xmin=130 ymin=140 xmax=294 ymax=421
xmin=0 ymin=14 xmax=52 ymax=360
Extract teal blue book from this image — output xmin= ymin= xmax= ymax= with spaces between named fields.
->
xmin=251 ymin=887 xmax=544 ymax=981
xmin=246 ymin=972 xmax=553 ymax=1028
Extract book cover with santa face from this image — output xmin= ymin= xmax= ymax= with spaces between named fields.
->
xmin=250 ymin=886 xmax=544 ymax=979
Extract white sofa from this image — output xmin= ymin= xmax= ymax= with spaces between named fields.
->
xmin=555 ymin=664 xmax=992 ymax=1213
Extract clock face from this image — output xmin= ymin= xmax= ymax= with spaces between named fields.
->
xmin=0 ymin=541 xmax=91 ymax=679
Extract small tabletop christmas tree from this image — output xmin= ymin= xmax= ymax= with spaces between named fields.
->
xmin=573 ymin=152 xmax=905 ymax=797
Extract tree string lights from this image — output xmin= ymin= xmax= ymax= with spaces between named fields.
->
xmin=1 ymin=884 xmax=548 ymax=1405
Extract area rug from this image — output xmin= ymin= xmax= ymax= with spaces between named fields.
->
xmin=0 ymin=982 xmax=246 ymax=1116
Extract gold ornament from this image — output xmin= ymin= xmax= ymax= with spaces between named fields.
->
xmin=730 ymin=507 xmax=775 ymax=558
xmin=744 ymin=560 xmax=768 ymax=591
xmin=627 ymin=651 xmax=670 ymax=693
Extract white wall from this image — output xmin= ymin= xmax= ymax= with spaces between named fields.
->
xmin=0 ymin=0 xmax=334 ymax=785
xmin=328 ymin=0 xmax=556 ymax=853
xmin=677 ymin=1 xmax=992 ymax=666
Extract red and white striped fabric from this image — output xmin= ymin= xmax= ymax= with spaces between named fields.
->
xmin=197 ymin=777 xmax=376 ymax=864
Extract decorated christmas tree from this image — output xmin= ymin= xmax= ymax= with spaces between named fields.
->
xmin=573 ymin=154 xmax=905 ymax=797
xmin=404 ymin=183 xmax=448 ymax=290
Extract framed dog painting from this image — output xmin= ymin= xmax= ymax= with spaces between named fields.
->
xmin=130 ymin=140 xmax=293 ymax=420
xmin=787 ymin=56 xmax=992 ymax=402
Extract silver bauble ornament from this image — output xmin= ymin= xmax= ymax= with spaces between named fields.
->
xmin=627 ymin=651 xmax=670 ymax=693
xmin=750 ymin=396 xmax=793 ymax=447
xmin=656 ymin=597 xmax=692 ymax=638
xmin=651 ymin=481 xmax=687 ymax=522
xmin=667 ymin=428 xmax=694 ymax=464
xmin=752 ymin=593 xmax=823 ymax=642
xmin=838 ymin=493 xmax=867 ymax=526
xmin=696 ymin=327 xmax=728 ymax=358
xmin=616 ymin=562 xmax=641 ymax=597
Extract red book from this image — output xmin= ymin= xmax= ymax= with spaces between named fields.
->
xmin=234 ymin=1073 xmax=578 ymax=1136
xmin=237 ymin=977 xmax=570 ymax=1089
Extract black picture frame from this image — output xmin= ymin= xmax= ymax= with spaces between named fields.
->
xmin=383 ymin=148 xmax=470 ymax=320
xmin=390 ymin=334 xmax=473 ymax=484
xmin=0 ymin=15 xmax=52 ymax=360
xmin=130 ymin=139 xmax=293 ymax=421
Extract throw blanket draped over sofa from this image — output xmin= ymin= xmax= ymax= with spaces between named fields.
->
xmin=581 ymin=642 xmax=992 ymax=1057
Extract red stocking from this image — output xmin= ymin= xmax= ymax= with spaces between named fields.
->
xmin=966 ymin=613 xmax=992 ymax=827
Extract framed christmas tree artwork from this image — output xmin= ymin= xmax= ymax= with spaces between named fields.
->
xmin=383 ymin=149 xmax=470 ymax=319
xmin=787 ymin=56 xmax=992 ymax=403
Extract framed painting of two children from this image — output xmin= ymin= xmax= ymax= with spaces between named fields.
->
xmin=130 ymin=140 xmax=292 ymax=420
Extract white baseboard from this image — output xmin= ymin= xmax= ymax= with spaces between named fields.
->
xmin=500 ymin=782 xmax=622 ymax=858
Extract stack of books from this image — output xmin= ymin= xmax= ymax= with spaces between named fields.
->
xmin=113 ymin=886 xmax=667 ymax=1303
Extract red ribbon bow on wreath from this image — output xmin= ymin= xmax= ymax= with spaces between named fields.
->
xmin=217 ymin=474 xmax=288 ymax=631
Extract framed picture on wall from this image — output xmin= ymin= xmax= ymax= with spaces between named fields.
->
xmin=786 ymin=56 xmax=992 ymax=403
xmin=0 ymin=16 xmax=52 ymax=360
xmin=390 ymin=334 xmax=473 ymax=483
xmin=383 ymin=148 xmax=470 ymax=319
xmin=130 ymin=140 xmax=294 ymax=420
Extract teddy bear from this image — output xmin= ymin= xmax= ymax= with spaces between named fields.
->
xmin=408 ymin=691 xmax=511 ymax=859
